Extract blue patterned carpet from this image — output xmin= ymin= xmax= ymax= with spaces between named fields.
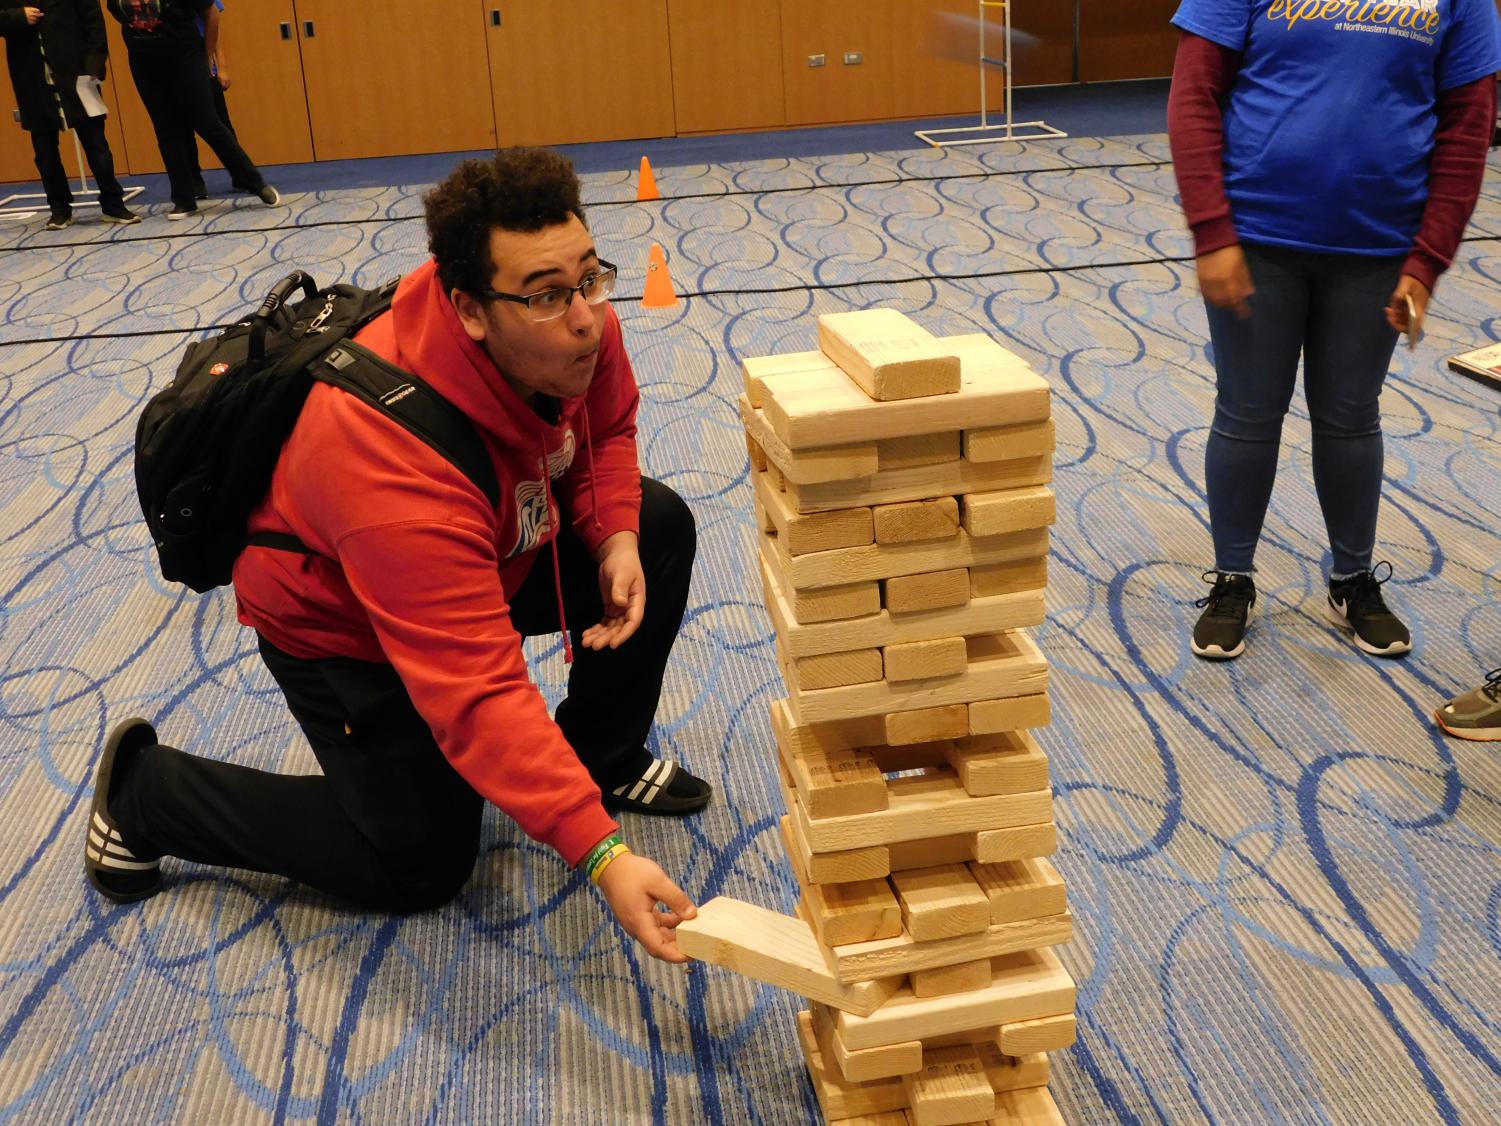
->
xmin=2 ymin=135 xmax=1500 ymax=1125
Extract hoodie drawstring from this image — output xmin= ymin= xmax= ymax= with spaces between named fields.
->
xmin=580 ymin=402 xmax=603 ymax=534
xmin=539 ymin=448 xmax=574 ymax=665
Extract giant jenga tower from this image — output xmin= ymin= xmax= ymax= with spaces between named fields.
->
xmin=679 ymin=309 xmax=1074 ymax=1126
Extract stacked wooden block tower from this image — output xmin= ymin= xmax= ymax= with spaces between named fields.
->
xmin=678 ymin=309 xmax=1076 ymax=1126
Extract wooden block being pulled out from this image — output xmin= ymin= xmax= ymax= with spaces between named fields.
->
xmin=674 ymin=897 xmax=898 ymax=1016
xmin=819 ymin=308 xmax=961 ymax=402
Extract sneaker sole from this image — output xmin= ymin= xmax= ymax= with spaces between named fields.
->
xmin=101 ymin=214 xmax=141 ymax=226
xmin=85 ymin=718 xmax=162 ymax=903
xmin=1191 ymin=638 xmax=1244 ymax=660
xmin=1433 ymin=711 xmax=1501 ymax=741
xmin=166 ymin=211 xmax=196 ymax=221
xmin=603 ymin=790 xmax=713 ymax=816
xmin=1322 ymin=601 xmax=1412 ymax=657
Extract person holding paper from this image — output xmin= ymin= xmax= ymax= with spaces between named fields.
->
xmin=0 ymin=0 xmax=138 ymax=228
xmin=1168 ymin=0 xmax=1501 ymax=661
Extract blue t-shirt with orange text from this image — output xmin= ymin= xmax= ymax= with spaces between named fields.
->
xmin=1172 ymin=0 xmax=1501 ymax=254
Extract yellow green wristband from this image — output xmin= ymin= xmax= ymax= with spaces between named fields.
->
xmin=579 ymin=833 xmax=623 ymax=876
xmin=589 ymin=842 xmax=631 ymax=883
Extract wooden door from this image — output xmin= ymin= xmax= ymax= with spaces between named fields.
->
xmin=667 ymin=0 xmax=784 ymax=134
xmin=485 ymin=0 xmax=674 ymax=146
xmin=295 ymin=0 xmax=496 ymax=160
xmin=1012 ymin=0 xmax=1076 ymax=87
xmin=781 ymin=0 xmax=894 ymax=127
xmin=888 ymin=0 xmax=1009 ymax=120
xmin=1080 ymin=0 xmax=1177 ymax=82
xmin=198 ymin=0 xmax=313 ymax=169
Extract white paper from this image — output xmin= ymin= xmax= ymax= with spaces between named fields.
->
xmin=75 ymin=76 xmax=108 ymax=118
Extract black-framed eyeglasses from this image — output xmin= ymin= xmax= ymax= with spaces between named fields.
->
xmin=472 ymin=260 xmax=618 ymax=322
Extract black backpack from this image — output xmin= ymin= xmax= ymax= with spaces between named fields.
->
xmin=134 ymin=271 xmax=499 ymax=593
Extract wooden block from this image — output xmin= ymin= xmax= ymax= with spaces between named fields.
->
xmin=782 ymin=814 xmax=891 ymax=885
xmin=795 ymin=582 xmax=885 ymax=626
xmin=828 ymin=1110 xmax=912 ymax=1126
xmin=999 ymin=1013 xmax=1077 ymax=1056
xmin=885 ymin=637 xmax=968 ymax=683
xmin=806 ymin=878 xmax=904 ymax=946
xmin=755 ymin=468 xmax=873 ymax=556
xmin=741 ymin=395 xmax=880 ymax=484
xmin=969 ymin=558 xmax=1048 ymax=599
xmin=834 ymin=948 xmax=1076 ymax=1050
xmin=771 ymin=525 xmax=1047 ymax=592
xmin=773 ymin=697 xmax=886 ymax=759
xmin=747 ymin=432 xmax=768 ymax=472
xmin=961 ymin=486 xmax=1056 ymax=539
xmin=969 ymin=695 xmax=1051 ymax=735
xmin=761 ymin=552 xmax=1044 ymax=661
xmin=972 ymin=823 xmax=1059 ymax=865
xmin=879 ymin=431 xmax=961 ymax=470
xmin=888 ymin=831 xmax=977 ymax=870
xmin=794 ymin=648 xmax=885 ymax=691
xmin=791 ymin=748 xmax=889 ymax=818
xmin=675 ymin=898 xmax=898 ymax=1016
xmin=902 ymin=1045 xmax=994 ymax=1126
xmin=910 ymin=958 xmax=994 ymax=998
xmin=963 ymin=418 xmax=1056 ymax=463
xmin=785 ymin=452 xmax=1051 ymax=515
xmin=944 ymin=732 xmax=1049 ymax=796
xmin=830 ymin=911 xmax=1073 ymax=985
xmin=796 ymin=768 xmax=1051 ymax=854
xmin=785 ymin=633 xmax=1048 ymax=728
xmin=975 ymin=1043 xmax=1051 ymax=1102
xmin=874 ymin=497 xmax=961 ymax=545
xmin=885 ymin=569 xmax=970 ymax=615
xmin=797 ymin=1010 xmax=910 ymax=1120
xmin=744 ymin=350 xmax=835 ymax=409
xmin=812 ymin=1002 xmax=924 ymax=1083
xmin=891 ymin=864 xmax=991 ymax=942
xmin=887 ymin=705 xmax=972 ymax=747
xmin=971 ymin=858 xmax=1068 ymax=925
xmin=992 ymin=1083 xmax=1066 ymax=1124
xmin=818 ymin=308 xmax=962 ymax=402
xmin=759 ymin=337 xmax=1048 ymax=449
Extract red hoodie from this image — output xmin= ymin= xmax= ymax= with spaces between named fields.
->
xmin=233 ymin=259 xmax=639 ymax=867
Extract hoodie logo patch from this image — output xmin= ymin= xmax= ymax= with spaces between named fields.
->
xmin=507 ymin=429 xmax=578 ymax=557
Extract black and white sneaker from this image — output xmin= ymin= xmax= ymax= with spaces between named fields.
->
xmin=1191 ymin=571 xmax=1256 ymax=660
xmin=1325 ymin=562 xmax=1411 ymax=657
xmin=101 ymin=206 xmax=141 ymax=226
xmin=84 ymin=718 xmax=162 ymax=903
xmin=257 ymin=184 xmax=281 ymax=207
xmin=45 ymin=210 xmax=73 ymax=230
xmin=604 ymin=758 xmax=713 ymax=816
xmin=166 ymin=204 xmax=198 ymax=221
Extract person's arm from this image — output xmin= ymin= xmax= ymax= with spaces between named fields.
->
xmin=202 ymin=3 xmax=227 ymax=86
xmin=0 ymin=7 xmax=41 ymax=35
xmin=78 ymin=0 xmax=109 ymax=79
xmin=1401 ymin=76 xmax=1497 ymax=295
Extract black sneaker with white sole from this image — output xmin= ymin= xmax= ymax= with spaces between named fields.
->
xmin=1191 ymin=571 xmax=1256 ymax=660
xmin=603 ymin=758 xmax=712 ymax=816
xmin=101 ymin=206 xmax=141 ymax=226
xmin=84 ymin=718 xmax=162 ymax=903
xmin=1325 ymin=562 xmax=1411 ymax=657
xmin=46 ymin=210 xmax=73 ymax=230
xmin=257 ymin=184 xmax=281 ymax=206
xmin=166 ymin=204 xmax=198 ymax=221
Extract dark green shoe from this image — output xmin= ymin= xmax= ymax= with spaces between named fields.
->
xmin=1435 ymin=669 xmax=1501 ymax=742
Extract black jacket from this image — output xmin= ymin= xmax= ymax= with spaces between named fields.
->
xmin=0 ymin=0 xmax=109 ymax=131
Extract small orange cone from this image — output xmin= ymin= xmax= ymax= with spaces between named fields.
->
xmin=636 ymin=156 xmax=661 ymax=202
xmin=642 ymin=242 xmax=679 ymax=309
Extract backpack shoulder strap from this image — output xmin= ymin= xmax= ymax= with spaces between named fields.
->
xmin=313 ymin=342 xmax=501 ymax=509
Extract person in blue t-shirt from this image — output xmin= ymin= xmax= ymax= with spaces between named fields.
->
xmin=1168 ymin=0 xmax=1501 ymax=661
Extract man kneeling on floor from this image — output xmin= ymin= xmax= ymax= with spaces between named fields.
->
xmin=86 ymin=148 xmax=710 ymax=963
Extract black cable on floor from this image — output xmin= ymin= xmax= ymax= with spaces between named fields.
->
xmin=0 ymin=160 xmax=1171 ymax=253
xmin=2 ymin=234 xmax=1496 ymax=348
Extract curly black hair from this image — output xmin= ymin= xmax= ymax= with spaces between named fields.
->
xmin=424 ymin=147 xmax=587 ymax=295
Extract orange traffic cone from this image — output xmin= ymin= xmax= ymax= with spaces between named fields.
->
xmin=636 ymin=156 xmax=661 ymax=202
xmin=642 ymin=242 xmax=679 ymax=309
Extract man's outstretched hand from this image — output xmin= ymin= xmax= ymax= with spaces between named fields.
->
xmin=584 ymin=531 xmax=645 ymax=650
xmin=596 ymin=853 xmax=696 ymax=964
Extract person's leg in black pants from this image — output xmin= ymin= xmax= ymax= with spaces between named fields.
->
xmin=126 ymin=46 xmax=198 ymax=210
xmin=172 ymin=50 xmax=266 ymax=196
xmin=27 ymin=127 xmax=73 ymax=216
xmin=111 ymin=641 xmax=485 ymax=913
xmin=508 ymin=476 xmax=699 ymax=795
xmin=72 ymin=115 xmax=128 ymax=214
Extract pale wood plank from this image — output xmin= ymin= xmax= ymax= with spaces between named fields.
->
xmin=885 ymin=568 xmax=970 ymax=615
xmin=884 ymin=637 xmax=968 ymax=683
xmin=768 ymin=525 xmax=1047 ymax=591
xmin=805 ymin=878 xmax=904 ymax=946
xmin=963 ymin=418 xmax=1057 ymax=463
xmin=785 ymin=451 xmax=1050 ymax=515
xmin=873 ymin=497 xmax=962 ymax=545
xmin=890 ymin=864 xmax=992 ymax=942
xmin=879 ymin=431 xmax=961 ymax=470
xmin=818 ymin=308 xmax=962 ymax=402
xmin=902 ymin=1045 xmax=994 ymax=1126
xmin=961 ymin=485 xmax=1056 ymax=538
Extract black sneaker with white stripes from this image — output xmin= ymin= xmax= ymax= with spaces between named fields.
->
xmin=84 ymin=718 xmax=162 ymax=903
xmin=1325 ymin=562 xmax=1411 ymax=657
xmin=603 ymin=758 xmax=712 ymax=815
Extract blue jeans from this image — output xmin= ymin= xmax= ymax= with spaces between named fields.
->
xmin=1203 ymin=242 xmax=1403 ymax=577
